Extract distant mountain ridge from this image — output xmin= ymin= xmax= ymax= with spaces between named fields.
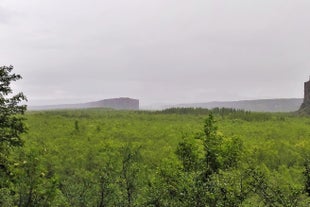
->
xmin=29 ymin=98 xmax=303 ymax=112
xmin=172 ymin=98 xmax=303 ymax=112
xmin=29 ymin=97 xmax=139 ymax=111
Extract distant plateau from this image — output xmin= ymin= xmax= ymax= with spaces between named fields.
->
xmin=29 ymin=98 xmax=303 ymax=112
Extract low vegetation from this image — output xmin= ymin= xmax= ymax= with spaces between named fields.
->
xmin=0 ymin=108 xmax=309 ymax=206
xmin=1 ymin=66 xmax=310 ymax=206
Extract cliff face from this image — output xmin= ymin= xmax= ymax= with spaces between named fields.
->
xmin=86 ymin=97 xmax=139 ymax=110
xmin=299 ymin=78 xmax=310 ymax=114
xmin=28 ymin=97 xmax=139 ymax=111
xmin=102 ymin=98 xmax=139 ymax=110
xmin=304 ymin=80 xmax=310 ymax=104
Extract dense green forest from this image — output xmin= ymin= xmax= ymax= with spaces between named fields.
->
xmin=1 ymin=107 xmax=310 ymax=206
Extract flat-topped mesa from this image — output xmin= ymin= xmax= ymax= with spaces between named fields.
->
xmin=102 ymin=97 xmax=139 ymax=110
xmin=299 ymin=77 xmax=310 ymax=113
xmin=87 ymin=97 xmax=139 ymax=110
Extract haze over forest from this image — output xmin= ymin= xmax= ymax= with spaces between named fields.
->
xmin=1 ymin=0 xmax=310 ymax=106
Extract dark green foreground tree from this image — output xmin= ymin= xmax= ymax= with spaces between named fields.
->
xmin=0 ymin=65 xmax=27 ymax=205
xmin=0 ymin=65 xmax=27 ymax=146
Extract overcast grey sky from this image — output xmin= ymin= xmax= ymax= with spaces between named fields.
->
xmin=1 ymin=0 xmax=310 ymax=106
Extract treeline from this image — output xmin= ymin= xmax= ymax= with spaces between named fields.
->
xmin=154 ymin=107 xmax=278 ymax=122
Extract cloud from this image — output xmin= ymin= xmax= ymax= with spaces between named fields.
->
xmin=0 ymin=6 xmax=10 ymax=24
xmin=2 ymin=0 xmax=310 ymax=105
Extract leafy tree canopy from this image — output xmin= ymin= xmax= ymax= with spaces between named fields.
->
xmin=0 ymin=65 xmax=27 ymax=147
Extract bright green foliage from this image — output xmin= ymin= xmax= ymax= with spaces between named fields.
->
xmin=0 ymin=65 xmax=27 ymax=147
xmin=245 ymin=166 xmax=307 ymax=207
xmin=176 ymin=138 xmax=199 ymax=172
xmin=13 ymin=149 xmax=59 ymax=206
xmin=0 ymin=65 xmax=27 ymax=205
xmin=96 ymin=152 xmax=118 ymax=207
xmin=0 ymin=107 xmax=310 ymax=206
xmin=3 ymin=66 xmax=310 ymax=205
xmin=304 ymin=159 xmax=310 ymax=197
xmin=0 ymin=65 xmax=27 ymax=177
xmin=202 ymin=114 xmax=221 ymax=177
xmin=119 ymin=144 xmax=143 ymax=207
xmin=175 ymin=114 xmax=245 ymax=206
xmin=199 ymin=114 xmax=243 ymax=177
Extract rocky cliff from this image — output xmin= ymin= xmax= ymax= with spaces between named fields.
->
xmin=299 ymin=78 xmax=310 ymax=114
